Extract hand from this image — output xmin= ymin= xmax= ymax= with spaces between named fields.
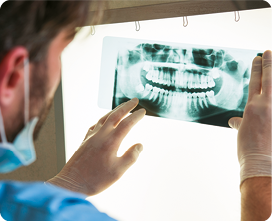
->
xmin=47 ymin=98 xmax=146 ymax=196
xmin=228 ymin=50 xmax=272 ymax=186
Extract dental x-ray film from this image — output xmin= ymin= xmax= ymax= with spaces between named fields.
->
xmin=99 ymin=36 xmax=262 ymax=127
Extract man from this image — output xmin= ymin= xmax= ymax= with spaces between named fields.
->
xmin=0 ymin=1 xmax=145 ymax=220
xmin=0 ymin=1 xmax=271 ymax=221
xmin=228 ymin=53 xmax=272 ymax=220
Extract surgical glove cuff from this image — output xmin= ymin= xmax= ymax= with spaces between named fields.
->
xmin=47 ymin=171 xmax=89 ymax=195
xmin=240 ymin=154 xmax=272 ymax=187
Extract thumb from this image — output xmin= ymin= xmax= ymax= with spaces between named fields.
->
xmin=228 ymin=117 xmax=243 ymax=130
xmin=118 ymin=143 xmax=143 ymax=172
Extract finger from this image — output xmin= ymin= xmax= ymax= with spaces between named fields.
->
xmin=112 ymin=108 xmax=146 ymax=147
xmin=117 ymin=143 xmax=143 ymax=174
xmin=83 ymin=124 xmax=96 ymax=140
xmin=228 ymin=117 xmax=243 ymax=130
xmin=248 ymin=56 xmax=262 ymax=101
xmin=262 ymin=50 xmax=272 ymax=96
xmin=95 ymin=102 xmax=126 ymax=129
xmin=84 ymin=103 xmax=126 ymax=139
xmin=103 ymin=98 xmax=139 ymax=129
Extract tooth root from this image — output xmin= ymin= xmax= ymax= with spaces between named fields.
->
xmin=187 ymin=93 xmax=193 ymax=110
xmin=198 ymin=93 xmax=204 ymax=109
xmin=200 ymin=74 xmax=206 ymax=89
xmin=158 ymin=70 xmax=164 ymax=84
xmin=154 ymin=70 xmax=160 ymax=83
xmin=199 ymin=92 xmax=208 ymax=108
xmin=151 ymin=69 xmax=157 ymax=83
xmin=149 ymin=90 xmax=155 ymax=100
xmin=149 ymin=87 xmax=159 ymax=101
xmin=174 ymin=92 xmax=179 ymax=107
xmin=196 ymin=74 xmax=201 ymax=89
xmin=188 ymin=73 xmax=193 ymax=89
xmin=179 ymin=71 xmax=183 ymax=88
xmin=176 ymin=92 xmax=181 ymax=107
xmin=199 ymin=75 xmax=203 ymax=89
xmin=204 ymin=75 xmax=208 ymax=89
xmin=167 ymin=73 xmax=171 ymax=86
xmin=175 ymin=71 xmax=179 ymax=88
xmin=136 ymin=84 xmax=144 ymax=93
xmin=191 ymin=81 xmax=195 ymax=89
xmin=184 ymin=72 xmax=188 ymax=88
xmin=177 ymin=72 xmax=180 ymax=88
xmin=167 ymin=91 xmax=173 ymax=108
xmin=192 ymin=93 xmax=198 ymax=110
xmin=163 ymin=90 xmax=169 ymax=106
xmin=153 ymin=92 xmax=159 ymax=102
xmin=188 ymin=78 xmax=191 ymax=89
xmin=182 ymin=92 xmax=187 ymax=110
xmin=171 ymin=71 xmax=175 ymax=86
xmin=203 ymin=98 xmax=208 ymax=108
xmin=158 ymin=89 xmax=165 ymax=103
xmin=175 ymin=72 xmax=179 ymax=88
xmin=172 ymin=92 xmax=177 ymax=106
xmin=143 ymin=84 xmax=153 ymax=97
xmin=163 ymin=72 xmax=167 ymax=85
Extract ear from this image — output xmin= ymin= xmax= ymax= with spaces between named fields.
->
xmin=0 ymin=47 xmax=28 ymax=107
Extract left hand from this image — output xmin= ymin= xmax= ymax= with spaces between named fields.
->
xmin=47 ymin=98 xmax=146 ymax=196
xmin=228 ymin=50 xmax=272 ymax=186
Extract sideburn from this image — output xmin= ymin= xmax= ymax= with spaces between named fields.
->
xmin=5 ymin=60 xmax=48 ymax=142
xmin=30 ymin=60 xmax=51 ymax=140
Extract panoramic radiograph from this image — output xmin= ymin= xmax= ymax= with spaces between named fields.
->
xmin=106 ymin=38 xmax=261 ymax=127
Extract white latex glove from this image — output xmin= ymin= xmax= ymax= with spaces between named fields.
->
xmin=47 ymin=98 xmax=146 ymax=196
xmin=228 ymin=50 xmax=272 ymax=187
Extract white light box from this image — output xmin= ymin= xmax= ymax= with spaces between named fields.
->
xmin=61 ymin=8 xmax=272 ymax=221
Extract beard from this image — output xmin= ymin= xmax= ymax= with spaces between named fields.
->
xmin=6 ymin=59 xmax=58 ymax=142
xmin=32 ymin=97 xmax=54 ymax=140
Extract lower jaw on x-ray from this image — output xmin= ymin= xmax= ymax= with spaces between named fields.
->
xmin=101 ymin=37 xmax=261 ymax=127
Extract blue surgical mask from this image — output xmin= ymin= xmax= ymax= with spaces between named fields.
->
xmin=0 ymin=58 xmax=39 ymax=173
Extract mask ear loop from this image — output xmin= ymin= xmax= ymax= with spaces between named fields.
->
xmin=24 ymin=58 xmax=29 ymax=125
xmin=0 ymin=58 xmax=29 ymax=144
xmin=0 ymin=108 xmax=8 ymax=144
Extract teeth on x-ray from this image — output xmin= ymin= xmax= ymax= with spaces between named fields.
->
xmin=114 ymin=42 xmax=254 ymax=123
xmin=145 ymin=64 xmax=216 ymax=90
xmin=143 ymin=82 xmax=216 ymax=110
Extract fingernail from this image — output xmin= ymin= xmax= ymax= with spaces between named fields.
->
xmin=137 ymin=108 xmax=146 ymax=114
xmin=263 ymin=50 xmax=272 ymax=60
xmin=228 ymin=119 xmax=234 ymax=128
xmin=136 ymin=144 xmax=143 ymax=153
xmin=130 ymin=97 xmax=139 ymax=103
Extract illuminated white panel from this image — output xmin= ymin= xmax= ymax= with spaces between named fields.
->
xmin=61 ymin=8 xmax=271 ymax=221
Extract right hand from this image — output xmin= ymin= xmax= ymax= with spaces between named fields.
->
xmin=47 ymin=98 xmax=146 ymax=196
xmin=228 ymin=50 xmax=272 ymax=186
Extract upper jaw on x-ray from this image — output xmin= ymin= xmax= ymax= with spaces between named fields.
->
xmin=116 ymin=43 xmax=249 ymax=122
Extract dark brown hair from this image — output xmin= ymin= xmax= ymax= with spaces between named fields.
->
xmin=0 ymin=1 xmax=103 ymax=63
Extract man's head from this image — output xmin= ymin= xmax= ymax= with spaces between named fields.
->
xmin=0 ymin=1 xmax=102 ymax=142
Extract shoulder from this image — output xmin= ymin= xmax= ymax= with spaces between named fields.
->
xmin=0 ymin=181 xmax=116 ymax=221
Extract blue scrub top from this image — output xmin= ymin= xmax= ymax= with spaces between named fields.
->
xmin=0 ymin=181 xmax=117 ymax=221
